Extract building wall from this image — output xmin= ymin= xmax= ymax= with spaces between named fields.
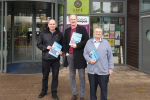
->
xmin=127 ymin=0 xmax=139 ymax=69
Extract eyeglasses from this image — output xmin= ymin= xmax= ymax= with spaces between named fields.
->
xmin=95 ymin=31 xmax=102 ymax=34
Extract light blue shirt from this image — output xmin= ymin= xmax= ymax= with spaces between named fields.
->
xmin=93 ymin=38 xmax=101 ymax=49
xmin=93 ymin=38 xmax=101 ymax=74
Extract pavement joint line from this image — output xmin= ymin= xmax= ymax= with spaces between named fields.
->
xmin=137 ymin=90 xmax=146 ymax=92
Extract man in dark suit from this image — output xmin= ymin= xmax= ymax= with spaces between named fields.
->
xmin=63 ymin=14 xmax=89 ymax=100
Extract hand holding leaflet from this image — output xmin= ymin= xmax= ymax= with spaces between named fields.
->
xmin=89 ymin=49 xmax=99 ymax=65
xmin=49 ymin=41 xmax=62 ymax=58
xmin=69 ymin=32 xmax=82 ymax=45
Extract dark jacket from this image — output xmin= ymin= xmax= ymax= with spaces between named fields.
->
xmin=63 ymin=25 xmax=89 ymax=69
xmin=37 ymin=27 xmax=63 ymax=60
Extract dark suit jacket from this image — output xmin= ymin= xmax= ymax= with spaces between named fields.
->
xmin=63 ymin=25 xmax=89 ymax=69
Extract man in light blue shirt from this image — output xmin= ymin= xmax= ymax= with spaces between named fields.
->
xmin=83 ymin=26 xmax=114 ymax=100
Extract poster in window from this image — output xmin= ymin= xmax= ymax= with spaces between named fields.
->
xmin=115 ymin=47 xmax=119 ymax=53
xmin=109 ymin=39 xmax=114 ymax=46
xmin=104 ymin=32 xmax=109 ymax=38
xmin=115 ymin=31 xmax=120 ymax=38
xmin=111 ymin=46 xmax=115 ymax=53
xmin=104 ymin=24 xmax=109 ymax=31
xmin=110 ymin=32 xmax=114 ymax=38
xmin=121 ymin=25 xmax=124 ymax=32
xmin=115 ymin=26 xmax=120 ymax=31
xmin=115 ymin=39 xmax=120 ymax=46
xmin=110 ymin=24 xmax=115 ymax=32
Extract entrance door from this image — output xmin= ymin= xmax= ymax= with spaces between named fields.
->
xmin=142 ymin=17 xmax=150 ymax=71
xmin=3 ymin=1 xmax=54 ymax=73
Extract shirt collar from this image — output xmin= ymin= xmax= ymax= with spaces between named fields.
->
xmin=93 ymin=38 xmax=102 ymax=43
xmin=71 ymin=24 xmax=77 ymax=29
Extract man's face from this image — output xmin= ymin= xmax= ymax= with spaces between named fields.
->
xmin=69 ymin=15 xmax=78 ymax=26
xmin=93 ymin=28 xmax=103 ymax=38
xmin=48 ymin=20 xmax=56 ymax=31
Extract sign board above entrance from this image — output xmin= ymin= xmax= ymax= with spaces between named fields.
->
xmin=67 ymin=0 xmax=89 ymax=14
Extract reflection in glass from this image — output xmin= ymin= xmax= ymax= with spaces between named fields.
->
xmin=142 ymin=0 xmax=150 ymax=10
xmin=92 ymin=2 xmax=123 ymax=13
xmin=90 ymin=16 xmax=125 ymax=64
xmin=35 ymin=4 xmax=52 ymax=60
xmin=146 ymin=30 xmax=150 ymax=41
xmin=13 ymin=9 xmax=33 ymax=61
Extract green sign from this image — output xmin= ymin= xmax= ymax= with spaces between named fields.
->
xmin=59 ymin=5 xmax=63 ymax=16
xmin=67 ymin=0 xmax=89 ymax=14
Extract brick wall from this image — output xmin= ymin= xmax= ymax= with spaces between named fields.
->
xmin=127 ymin=0 xmax=139 ymax=69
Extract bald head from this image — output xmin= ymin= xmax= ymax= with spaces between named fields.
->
xmin=48 ymin=19 xmax=57 ymax=32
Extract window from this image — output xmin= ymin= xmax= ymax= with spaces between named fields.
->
xmin=90 ymin=16 xmax=125 ymax=64
xmin=142 ymin=0 xmax=150 ymax=10
xmin=92 ymin=2 xmax=123 ymax=14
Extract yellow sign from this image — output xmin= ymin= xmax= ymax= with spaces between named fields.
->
xmin=109 ymin=39 xmax=114 ymax=45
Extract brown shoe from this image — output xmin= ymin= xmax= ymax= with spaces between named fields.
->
xmin=80 ymin=97 xmax=84 ymax=100
xmin=70 ymin=95 xmax=77 ymax=100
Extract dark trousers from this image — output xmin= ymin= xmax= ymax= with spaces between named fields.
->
xmin=88 ymin=73 xmax=109 ymax=100
xmin=42 ymin=59 xmax=60 ymax=95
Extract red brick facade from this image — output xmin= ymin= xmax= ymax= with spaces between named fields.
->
xmin=127 ymin=0 xmax=139 ymax=69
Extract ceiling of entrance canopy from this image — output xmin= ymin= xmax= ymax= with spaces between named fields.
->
xmin=7 ymin=1 xmax=52 ymax=15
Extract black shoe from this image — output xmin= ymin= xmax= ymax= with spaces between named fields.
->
xmin=52 ymin=94 xmax=59 ymax=100
xmin=38 ymin=92 xmax=47 ymax=98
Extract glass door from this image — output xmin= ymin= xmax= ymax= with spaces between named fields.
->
xmin=35 ymin=3 xmax=53 ymax=61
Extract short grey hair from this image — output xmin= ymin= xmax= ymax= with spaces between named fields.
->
xmin=94 ymin=26 xmax=103 ymax=32
xmin=69 ymin=14 xmax=77 ymax=19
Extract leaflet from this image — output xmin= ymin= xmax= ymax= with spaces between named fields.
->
xmin=89 ymin=49 xmax=99 ymax=65
xmin=49 ymin=41 xmax=62 ymax=58
xmin=69 ymin=32 xmax=82 ymax=45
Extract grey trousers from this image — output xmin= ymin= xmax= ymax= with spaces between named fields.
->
xmin=67 ymin=53 xmax=85 ymax=97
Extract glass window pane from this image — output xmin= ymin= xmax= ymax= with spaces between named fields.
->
xmin=142 ymin=0 xmax=150 ymax=10
xmin=92 ymin=2 xmax=123 ymax=13
xmin=90 ymin=16 xmax=125 ymax=64
xmin=35 ymin=3 xmax=52 ymax=60
xmin=13 ymin=9 xmax=33 ymax=61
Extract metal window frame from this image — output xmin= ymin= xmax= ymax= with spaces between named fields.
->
xmin=140 ymin=0 xmax=150 ymax=13
xmin=139 ymin=0 xmax=150 ymax=74
xmin=90 ymin=0 xmax=126 ymax=16
xmin=0 ymin=1 xmax=4 ymax=72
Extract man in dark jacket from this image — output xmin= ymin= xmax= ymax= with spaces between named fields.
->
xmin=37 ymin=19 xmax=63 ymax=100
xmin=63 ymin=14 xmax=89 ymax=100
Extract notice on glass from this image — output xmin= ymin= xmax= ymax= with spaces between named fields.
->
xmin=110 ymin=24 xmax=115 ymax=32
xmin=111 ymin=46 xmax=115 ymax=53
xmin=121 ymin=25 xmax=124 ymax=32
xmin=109 ymin=39 xmax=114 ymax=46
xmin=115 ymin=31 xmax=120 ymax=38
xmin=115 ymin=26 xmax=120 ymax=31
xmin=115 ymin=47 xmax=119 ymax=53
xmin=110 ymin=32 xmax=114 ymax=38
xmin=104 ymin=24 xmax=109 ymax=31
xmin=115 ymin=39 xmax=120 ymax=46
xmin=103 ymin=33 xmax=109 ymax=38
